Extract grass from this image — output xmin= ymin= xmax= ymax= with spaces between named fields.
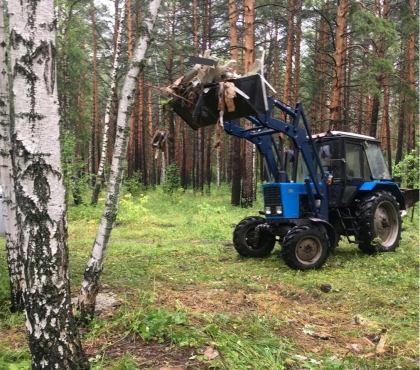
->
xmin=0 ymin=184 xmax=419 ymax=369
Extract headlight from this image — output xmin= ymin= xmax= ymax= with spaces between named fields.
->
xmin=275 ymin=206 xmax=283 ymax=214
xmin=265 ymin=206 xmax=272 ymax=214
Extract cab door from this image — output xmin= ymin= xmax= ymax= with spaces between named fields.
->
xmin=342 ymin=141 xmax=369 ymax=205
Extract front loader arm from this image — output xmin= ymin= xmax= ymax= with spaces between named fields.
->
xmin=223 ymin=97 xmax=330 ymax=220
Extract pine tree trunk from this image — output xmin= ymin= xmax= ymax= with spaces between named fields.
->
xmin=330 ymin=0 xmax=347 ymax=129
xmin=283 ymin=0 xmax=294 ymax=106
xmin=231 ymin=135 xmax=241 ymax=206
xmin=319 ymin=1 xmax=329 ymax=132
xmin=8 ymin=0 xmax=89 ymax=366
xmin=197 ymin=129 xmax=204 ymax=193
xmin=395 ymin=94 xmax=405 ymax=165
xmin=139 ymin=73 xmax=148 ymax=186
xmin=78 ymin=0 xmax=162 ymax=321
xmin=0 ymin=0 xmax=24 ymax=313
xmin=148 ymin=88 xmax=156 ymax=186
xmin=228 ymin=0 xmax=240 ymax=202
xmin=405 ymin=0 xmax=416 ymax=154
xmin=242 ymin=0 xmax=255 ymax=207
xmin=293 ymin=0 xmax=302 ymax=102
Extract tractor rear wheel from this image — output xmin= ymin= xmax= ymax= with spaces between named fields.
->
xmin=357 ymin=191 xmax=401 ymax=253
xmin=281 ymin=225 xmax=329 ymax=270
xmin=233 ymin=216 xmax=276 ymax=258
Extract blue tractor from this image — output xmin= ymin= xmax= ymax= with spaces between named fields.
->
xmin=171 ymin=74 xmax=408 ymax=270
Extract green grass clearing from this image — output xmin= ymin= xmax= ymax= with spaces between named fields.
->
xmin=0 ymin=186 xmax=418 ymax=369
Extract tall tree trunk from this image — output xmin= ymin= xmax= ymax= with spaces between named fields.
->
xmin=319 ymin=1 xmax=329 ymax=132
xmin=229 ymin=0 xmax=241 ymax=204
xmin=196 ymin=129 xmax=204 ymax=193
xmin=0 ymin=0 xmax=24 ymax=313
xmin=231 ymin=135 xmax=241 ymax=206
xmin=148 ymin=88 xmax=156 ymax=186
xmin=405 ymin=0 xmax=416 ymax=154
xmin=166 ymin=3 xmax=176 ymax=165
xmin=127 ymin=0 xmax=136 ymax=178
xmin=381 ymin=82 xmax=392 ymax=173
xmin=92 ymin=3 xmax=125 ymax=205
xmin=330 ymin=0 xmax=347 ymax=129
xmin=272 ymin=17 xmax=281 ymax=112
xmin=90 ymin=0 xmax=100 ymax=180
xmin=293 ymin=0 xmax=302 ymax=102
xmin=395 ymin=93 xmax=405 ymax=165
xmin=139 ymin=73 xmax=148 ymax=186
xmin=78 ymin=0 xmax=162 ymax=321
xmin=8 ymin=0 xmax=89 ymax=366
xmin=108 ymin=0 xmax=120 ymax=167
xmin=241 ymin=0 xmax=255 ymax=207
xmin=283 ymin=0 xmax=294 ymax=106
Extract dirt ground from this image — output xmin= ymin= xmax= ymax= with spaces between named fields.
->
xmin=82 ymin=280 xmax=407 ymax=370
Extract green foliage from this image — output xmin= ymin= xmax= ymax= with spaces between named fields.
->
xmin=61 ymin=134 xmax=90 ymax=205
xmin=163 ymin=164 xmax=181 ymax=195
xmin=197 ymin=202 xmax=226 ymax=221
xmin=128 ymin=307 xmax=189 ymax=343
xmin=0 ymin=353 xmax=31 ymax=370
xmin=162 ymin=164 xmax=184 ymax=203
xmin=67 ymin=202 xmax=104 ymax=222
xmin=393 ymin=145 xmax=419 ymax=188
xmin=116 ymin=193 xmax=149 ymax=224
xmin=123 ymin=171 xmax=146 ymax=196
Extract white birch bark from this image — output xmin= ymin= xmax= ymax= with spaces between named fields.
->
xmin=79 ymin=0 xmax=162 ymax=319
xmin=91 ymin=4 xmax=125 ymax=205
xmin=8 ymin=0 xmax=88 ymax=367
xmin=0 ymin=0 xmax=24 ymax=313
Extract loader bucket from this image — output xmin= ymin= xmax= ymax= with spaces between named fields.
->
xmin=172 ymin=75 xmax=268 ymax=130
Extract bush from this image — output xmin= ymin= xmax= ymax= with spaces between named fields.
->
xmin=163 ymin=164 xmax=182 ymax=199
xmin=123 ymin=171 xmax=146 ymax=196
xmin=393 ymin=146 xmax=419 ymax=188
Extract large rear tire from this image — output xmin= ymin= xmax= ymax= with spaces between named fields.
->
xmin=233 ymin=216 xmax=276 ymax=257
xmin=357 ymin=191 xmax=401 ymax=254
xmin=281 ymin=225 xmax=330 ymax=270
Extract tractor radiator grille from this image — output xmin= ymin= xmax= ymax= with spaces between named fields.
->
xmin=263 ymin=186 xmax=281 ymax=206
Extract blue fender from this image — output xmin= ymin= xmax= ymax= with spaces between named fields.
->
xmin=358 ymin=182 xmax=406 ymax=210
xmin=308 ymin=218 xmax=338 ymax=248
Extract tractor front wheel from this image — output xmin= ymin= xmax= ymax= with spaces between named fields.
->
xmin=233 ymin=216 xmax=276 ymax=258
xmin=357 ymin=191 xmax=401 ymax=253
xmin=281 ymin=225 xmax=329 ymax=270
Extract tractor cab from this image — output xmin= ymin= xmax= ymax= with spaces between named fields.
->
xmin=311 ymin=131 xmax=393 ymax=207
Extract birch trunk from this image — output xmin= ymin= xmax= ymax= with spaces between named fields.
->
xmin=91 ymin=4 xmax=125 ymax=205
xmin=79 ymin=0 xmax=162 ymax=320
xmin=8 ymin=0 xmax=89 ymax=366
xmin=0 ymin=0 xmax=25 ymax=313
xmin=90 ymin=0 xmax=100 ymax=179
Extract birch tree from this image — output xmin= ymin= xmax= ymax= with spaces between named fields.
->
xmin=7 ymin=0 xmax=89 ymax=366
xmin=79 ymin=0 xmax=162 ymax=320
xmin=91 ymin=4 xmax=125 ymax=205
xmin=0 ymin=0 xmax=25 ymax=313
